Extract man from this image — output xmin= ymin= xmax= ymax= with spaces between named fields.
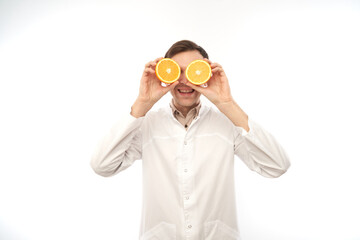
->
xmin=91 ymin=40 xmax=290 ymax=240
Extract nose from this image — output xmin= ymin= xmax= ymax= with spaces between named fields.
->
xmin=178 ymin=72 xmax=188 ymax=84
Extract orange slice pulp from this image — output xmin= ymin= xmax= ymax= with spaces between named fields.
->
xmin=185 ymin=60 xmax=211 ymax=85
xmin=155 ymin=58 xmax=181 ymax=84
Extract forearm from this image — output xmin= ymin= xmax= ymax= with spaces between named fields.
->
xmin=130 ymin=97 xmax=155 ymax=118
xmin=235 ymin=119 xmax=290 ymax=178
xmin=216 ymin=99 xmax=250 ymax=132
xmin=91 ymin=114 xmax=142 ymax=177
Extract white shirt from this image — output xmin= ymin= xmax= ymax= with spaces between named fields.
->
xmin=91 ymin=104 xmax=290 ymax=240
xmin=170 ymin=99 xmax=201 ymax=129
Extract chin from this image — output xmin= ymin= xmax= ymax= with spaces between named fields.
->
xmin=181 ymin=101 xmax=196 ymax=107
xmin=171 ymin=90 xmax=200 ymax=108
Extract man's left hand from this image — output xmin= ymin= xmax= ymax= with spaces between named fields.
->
xmin=185 ymin=59 xmax=233 ymax=107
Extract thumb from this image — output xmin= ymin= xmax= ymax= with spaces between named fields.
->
xmin=167 ymin=81 xmax=179 ymax=91
xmin=185 ymin=82 xmax=205 ymax=94
xmin=161 ymin=81 xmax=179 ymax=93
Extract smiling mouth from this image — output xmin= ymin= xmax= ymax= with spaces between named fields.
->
xmin=178 ymin=89 xmax=195 ymax=93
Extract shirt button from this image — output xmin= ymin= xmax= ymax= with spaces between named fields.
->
xmin=184 ymin=141 xmax=187 ymax=145
xmin=188 ymin=225 xmax=192 ymax=228
xmin=184 ymin=169 xmax=188 ymax=172
xmin=185 ymin=196 xmax=189 ymax=200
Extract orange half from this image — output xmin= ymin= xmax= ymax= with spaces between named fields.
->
xmin=185 ymin=60 xmax=211 ymax=85
xmin=155 ymin=58 xmax=181 ymax=84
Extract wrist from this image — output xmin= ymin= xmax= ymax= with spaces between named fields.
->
xmin=214 ymin=97 xmax=235 ymax=110
xmin=131 ymin=98 xmax=154 ymax=118
xmin=215 ymin=99 xmax=249 ymax=131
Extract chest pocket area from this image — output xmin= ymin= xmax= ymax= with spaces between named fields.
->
xmin=140 ymin=222 xmax=176 ymax=240
xmin=204 ymin=220 xmax=241 ymax=240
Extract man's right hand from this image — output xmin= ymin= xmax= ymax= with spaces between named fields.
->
xmin=131 ymin=57 xmax=179 ymax=118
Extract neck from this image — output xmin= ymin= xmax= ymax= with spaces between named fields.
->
xmin=173 ymin=100 xmax=200 ymax=117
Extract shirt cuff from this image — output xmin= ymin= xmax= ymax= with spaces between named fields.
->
xmin=234 ymin=118 xmax=255 ymax=137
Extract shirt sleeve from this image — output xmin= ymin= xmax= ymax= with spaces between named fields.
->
xmin=90 ymin=114 xmax=143 ymax=177
xmin=234 ymin=118 xmax=290 ymax=178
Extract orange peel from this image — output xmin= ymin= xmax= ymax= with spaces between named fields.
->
xmin=155 ymin=58 xmax=181 ymax=84
xmin=185 ymin=60 xmax=212 ymax=85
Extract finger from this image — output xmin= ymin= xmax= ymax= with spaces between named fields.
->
xmin=168 ymin=81 xmax=179 ymax=90
xmin=145 ymin=57 xmax=163 ymax=69
xmin=203 ymin=58 xmax=212 ymax=65
xmin=212 ymin=68 xmax=226 ymax=77
xmin=210 ymin=62 xmax=222 ymax=69
xmin=185 ymin=81 xmax=206 ymax=94
xmin=145 ymin=62 xmax=157 ymax=69
xmin=144 ymin=68 xmax=155 ymax=74
xmin=211 ymin=66 xmax=224 ymax=73
xmin=154 ymin=57 xmax=164 ymax=63
xmin=144 ymin=62 xmax=152 ymax=69
xmin=162 ymin=81 xmax=179 ymax=91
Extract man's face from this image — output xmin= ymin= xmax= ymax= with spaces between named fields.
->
xmin=170 ymin=50 xmax=203 ymax=112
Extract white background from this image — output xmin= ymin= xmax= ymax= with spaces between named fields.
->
xmin=1 ymin=0 xmax=360 ymax=239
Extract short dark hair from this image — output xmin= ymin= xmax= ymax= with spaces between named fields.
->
xmin=164 ymin=40 xmax=209 ymax=59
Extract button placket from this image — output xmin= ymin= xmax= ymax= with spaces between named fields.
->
xmin=181 ymin=135 xmax=194 ymax=239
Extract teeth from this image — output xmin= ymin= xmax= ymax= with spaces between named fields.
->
xmin=179 ymin=89 xmax=194 ymax=93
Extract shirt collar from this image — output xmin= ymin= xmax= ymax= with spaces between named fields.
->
xmin=169 ymin=99 xmax=201 ymax=118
